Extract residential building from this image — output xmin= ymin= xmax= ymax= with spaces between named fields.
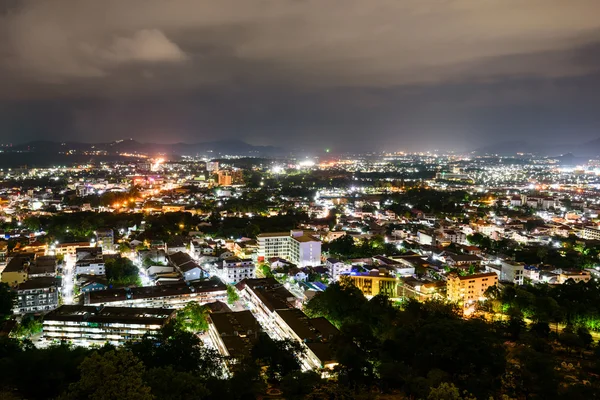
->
xmin=28 ymin=256 xmax=58 ymax=278
xmin=216 ymin=257 xmax=255 ymax=284
xmin=168 ymin=251 xmax=206 ymax=281
xmin=0 ymin=241 xmax=8 ymax=268
xmin=257 ymin=230 xmax=321 ymax=268
xmin=523 ymin=265 xmax=540 ymax=282
xmin=85 ymin=280 xmax=227 ymax=308
xmin=499 ymin=261 xmax=525 ymax=285
xmin=96 ymin=229 xmax=114 ymax=252
xmin=236 ymin=278 xmax=299 ymax=333
xmin=75 ymin=257 xmax=105 ymax=276
xmin=207 ymin=311 xmax=261 ymax=366
xmin=217 ymin=171 xmax=233 ymax=186
xmin=1 ymin=254 xmax=32 ymax=287
xmin=273 ymin=308 xmax=339 ymax=371
xmin=398 ymin=277 xmax=445 ymax=301
xmin=447 ymin=272 xmax=498 ymax=306
xmin=417 ymin=230 xmax=434 ymax=245
xmin=325 ymin=258 xmax=352 ymax=281
xmin=439 ymin=229 xmax=467 ymax=245
xmin=166 ymin=237 xmax=187 ymax=255
xmin=347 ymin=269 xmax=398 ymax=298
xmin=43 ymin=305 xmax=175 ymax=346
xmin=78 ymin=276 xmax=108 ymax=293
xmin=558 ymin=270 xmax=591 ymax=284
xmin=14 ymin=277 xmax=60 ymax=314
xmin=372 ymin=256 xmax=416 ymax=276
xmin=55 ymin=242 xmax=92 ymax=257
xmin=581 ymin=226 xmax=600 ymax=240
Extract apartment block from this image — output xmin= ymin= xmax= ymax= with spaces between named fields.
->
xmin=257 ymin=230 xmax=321 ymax=268
xmin=447 ymin=272 xmax=498 ymax=306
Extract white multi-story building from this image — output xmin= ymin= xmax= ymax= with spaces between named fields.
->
xmin=217 ymin=257 xmax=256 ymax=284
xmin=257 ymin=230 xmax=321 ymax=268
xmin=500 ymin=261 xmax=525 ymax=285
xmin=74 ymin=258 xmax=105 ymax=276
xmin=325 ymin=258 xmax=352 ymax=281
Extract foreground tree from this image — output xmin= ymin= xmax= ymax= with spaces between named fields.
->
xmin=427 ymin=383 xmax=476 ymax=400
xmin=59 ymin=349 xmax=153 ymax=400
xmin=0 ymin=282 xmax=16 ymax=320
xmin=176 ymin=302 xmax=209 ymax=332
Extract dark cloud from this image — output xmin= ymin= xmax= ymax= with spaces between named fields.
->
xmin=0 ymin=0 xmax=599 ymax=151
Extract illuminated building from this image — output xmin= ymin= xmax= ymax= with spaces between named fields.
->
xmin=325 ymin=258 xmax=352 ymax=281
xmin=236 ymin=278 xmax=337 ymax=371
xmin=447 ymin=272 xmax=498 ymax=306
xmin=217 ymin=171 xmax=233 ymax=186
xmin=55 ymin=242 xmax=92 ymax=257
xmin=95 ymin=228 xmax=114 ymax=252
xmin=84 ymin=281 xmax=226 ymax=308
xmin=1 ymin=254 xmax=32 ymax=287
xmin=347 ymin=269 xmax=398 ymax=298
xmin=207 ymin=161 xmax=219 ymax=172
xmin=207 ymin=311 xmax=261 ymax=366
xmin=43 ymin=305 xmax=175 ymax=346
xmin=216 ymin=257 xmax=256 ymax=284
xmin=14 ymin=277 xmax=59 ymax=314
xmin=0 ymin=241 xmax=7 ymax=268
xmin=581 ymin=226 xmax=600 ymax=240
xmin=257 ymin=230 xmax=321 ymax=268
xmin=557 ymin=270 xmax=591 ymax=284
xmin=398 ymin=277 xmax=445 ymax=301
xmin=273 ymin=308 xmax=339 ymax=371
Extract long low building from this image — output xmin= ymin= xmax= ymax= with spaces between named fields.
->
xmin=236 ymin=278 xmax=299 ymax=332
xmin=273 ymin=308 xmax=339 ymax=371
xmin=207 ymin=310 xmax=261 ymax=368
xmin=237 ymin=278 xmax=338 ymax=371
xmin=43 ymin=305 xmax=175 ymax=346
xmin=84 ymin=280 xmax=227 ymax=308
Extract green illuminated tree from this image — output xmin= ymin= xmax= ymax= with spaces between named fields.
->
xmin=226 ymin=285 xmax=239 ymax=305
xmin=175 ymin=302 xmax=209 ymax=332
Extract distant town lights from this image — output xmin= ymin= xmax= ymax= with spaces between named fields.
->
xmin=271 ymin=165 xmax=284 ymax=174
xmin=298 ymin=160 xmax=315 ymax=168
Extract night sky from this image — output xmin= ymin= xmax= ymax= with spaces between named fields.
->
xmin=1 ymin=0 xmax=599 ymax=152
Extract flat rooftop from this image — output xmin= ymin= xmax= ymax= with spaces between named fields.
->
xmin=86 ymin=280 xmax=226 ymax=305
xmin=44 ymin=305 xmax=175 ymax=325
xmin=17 ymin=277 xmax=59 ymax=290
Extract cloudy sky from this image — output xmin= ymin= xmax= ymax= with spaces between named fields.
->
xmin=1 ymin=0 xmax=599 ymax=152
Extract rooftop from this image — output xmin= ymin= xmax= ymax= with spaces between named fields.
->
xmin=17 ymin=277 xmax=59 ymax=290
xmin=86 ymin=280 xmax=226 ymax=305
xmin=44 ymin=305 xmax=175 ymax=325
xmin=452 ymin=272 xmax=498 ymax=281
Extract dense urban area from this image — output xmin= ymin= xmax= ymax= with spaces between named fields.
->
xmin=2 ymin=150 xmax=600 ymax=399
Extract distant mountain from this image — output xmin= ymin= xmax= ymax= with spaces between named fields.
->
xmin=472 ymin=137 xmax=600 ymax=159
xmin=472 ymin=141 xmax=534 ymax=156
xmin=9 ymin=139 xmax=284 ymax=157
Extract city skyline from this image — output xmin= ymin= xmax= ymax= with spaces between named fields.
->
xmin=1 ymin=0 xmax=600 ymax=152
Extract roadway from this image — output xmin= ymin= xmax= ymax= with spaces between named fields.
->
xmin=61 ymin=254 xmax=75 ymax=304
